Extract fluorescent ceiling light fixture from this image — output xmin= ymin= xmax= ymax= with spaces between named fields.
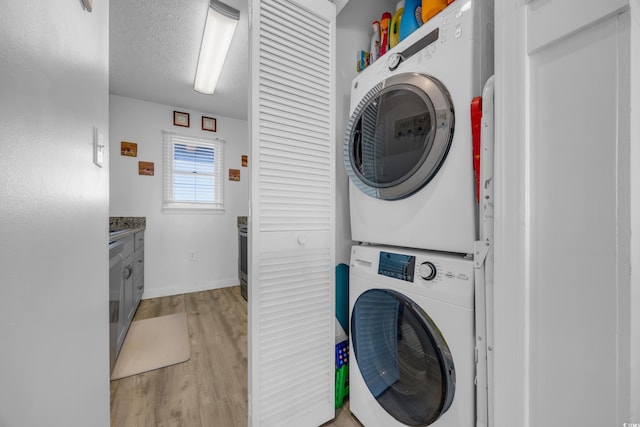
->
xmin=194 ymin=0 xmax=240 ymax=94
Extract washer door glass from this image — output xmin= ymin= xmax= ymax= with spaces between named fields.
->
xmin=344 ymin=73 xmax=454 ymax=200
xmin=351 ymin=289 xmax=455 ymax=426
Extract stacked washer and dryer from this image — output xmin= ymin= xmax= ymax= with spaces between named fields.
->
xmin=344 ymin=1 xmax=494 ymax=426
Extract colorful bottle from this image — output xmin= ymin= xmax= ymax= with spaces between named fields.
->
xmin=389 ymin=0 xmax=405 ymax=49
xmin=422 ymin=0 xmax=448 ymax=24
xmin=370 ymin=20 xmax=381 ymax=63
xmin=356 ymin=50 xmax=370 ymax=73
xmin=399 ymin=0 xmax=421 ymax=41
xmin=379 ymin=12 xmax=392 ymax=56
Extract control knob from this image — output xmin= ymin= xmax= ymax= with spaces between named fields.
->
xmin=418 ymin=261 xmax=436 ymax=281
xmin=388 ymin=52 xmax=402 ymax=71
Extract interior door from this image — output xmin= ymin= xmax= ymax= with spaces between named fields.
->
xmin=248 ymin=0 xmax=336 ymax=426
xmin=494 ymin=0 xmax=632 ymax=425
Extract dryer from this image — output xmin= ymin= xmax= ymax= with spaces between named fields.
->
xmin=344 ymin=0 xmax=493 ymax=254
xmin=349 ymin=244 xmax=475 ymax=427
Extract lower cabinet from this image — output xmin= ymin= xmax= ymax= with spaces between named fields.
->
xmin=133 ymin=232 xmax=144 ymax=308
xmin=115 ymin=230 xmax=144 ymax=360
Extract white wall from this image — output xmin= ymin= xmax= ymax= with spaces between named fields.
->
xmin=0 ymin=2 xmax=110 ymax=427
xmin=109 ymin=95 xmax=249 ymax=298
xmin=335 ymin=0 xmax=396 ymax=265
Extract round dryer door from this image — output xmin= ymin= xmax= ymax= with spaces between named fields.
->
xmin=344 ymin=73 xmax=454 ymax=200
xmin=351 ymin=289 xmax=455 ymax=426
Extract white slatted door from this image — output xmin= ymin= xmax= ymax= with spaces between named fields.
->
xmin=248 ymin=1 xmax=336 ymax=426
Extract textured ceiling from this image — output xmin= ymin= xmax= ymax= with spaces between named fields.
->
xmin=110 ymin=0 xmax=249 ymax=120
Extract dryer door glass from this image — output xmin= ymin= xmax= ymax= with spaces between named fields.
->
xmin=351 ymin=289 xmax=455 ymax=426
xmin=345 ymin=73 xmax=454 ymax=200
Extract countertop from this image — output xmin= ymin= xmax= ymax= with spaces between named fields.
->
xmin=109 ymin=216 xmax=146 ymax=243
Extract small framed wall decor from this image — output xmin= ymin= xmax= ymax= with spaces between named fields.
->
xmin=229 ymin=169 xmax=240 ymax=181
xmin=173 ymin=111 xmax=190 ymax=127
xmin=138 ymin=161 xmax=155 ymax=176
xmin=121 ymin=141 xmax=138 ymax=157
xmin=241 ymin=155 xmax=248 ymax=167
xmin=202 ymin=116 xmax=217 ymax=132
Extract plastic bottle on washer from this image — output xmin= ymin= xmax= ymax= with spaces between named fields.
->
xmin=422 ymin=0 xmax=448 ymax=24
xmin=389 ymin=0 xmax=405 ymax=49
xmin=369 ymin=20 xmax=381 ymax=63
xmin=379 ymin=12 xmax=392 ymax=56
xmin=399 ymin=0 xmax=421 ymax=42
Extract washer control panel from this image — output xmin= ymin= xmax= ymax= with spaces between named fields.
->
xmin=378 ymin=250 xmax=471 ymax=284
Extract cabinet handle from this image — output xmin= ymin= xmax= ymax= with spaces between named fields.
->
xmin=123 ymin=265 xmax=133 ymax=280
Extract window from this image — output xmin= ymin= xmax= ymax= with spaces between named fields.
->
xmin=163 ymin=131 xmax=224 ymax=212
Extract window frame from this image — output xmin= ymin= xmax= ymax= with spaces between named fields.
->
xmin=162 ymin=131 xmax=225 ymax=213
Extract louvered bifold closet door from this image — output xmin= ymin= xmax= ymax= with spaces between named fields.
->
xmin=248 ymin=0 xmax=336 ymax=426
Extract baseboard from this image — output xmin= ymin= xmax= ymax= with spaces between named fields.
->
xmin=141 ymin=278 xmax=240 ymax=300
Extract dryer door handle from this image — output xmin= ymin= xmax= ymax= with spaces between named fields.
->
xmin=353 ymin=129 xmax=362 ymax=172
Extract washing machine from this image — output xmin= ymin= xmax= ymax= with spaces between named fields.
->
xmin=349 ymin=244 xmax=475 ymax=427
xmin=344 ymin=0 xmax=493 ymax=254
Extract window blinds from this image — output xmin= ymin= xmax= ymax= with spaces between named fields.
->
xmin=162 ymin=131 xmax=225 ymax=212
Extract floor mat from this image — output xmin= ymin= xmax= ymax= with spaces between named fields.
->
xmin=111 ymin=312 xmax=191 ymax=381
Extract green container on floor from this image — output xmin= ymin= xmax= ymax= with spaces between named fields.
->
xmin=335 ymin=364 xmax=349 ymax=408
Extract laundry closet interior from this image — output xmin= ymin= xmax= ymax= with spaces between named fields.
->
xmin=334 ymin=1 xmax=494 ymax=426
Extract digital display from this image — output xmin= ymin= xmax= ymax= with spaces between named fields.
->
xmin=378 ymin=251 xmax=415 ymax=282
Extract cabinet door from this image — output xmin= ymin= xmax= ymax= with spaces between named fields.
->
xmin=116 ymin=259 xmax=134 ymax=354
xmin=133 ymin=247 xmax=144 ymax=307
xmin=125 ymin=261 xmax=135 ymax=323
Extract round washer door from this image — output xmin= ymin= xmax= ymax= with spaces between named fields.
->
xmin=344 ymin=73 xmax=454 ymax=200
xmin=351 ymin=289 xmax=455 ymax=426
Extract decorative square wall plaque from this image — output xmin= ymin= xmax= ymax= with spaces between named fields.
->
xmin=229 ymin=169 xmax=240 ymax=181
xmin=138 ymin=161 xmax=154 ymax=176
xmin=121 ymin=141 xmax=138 ymax=157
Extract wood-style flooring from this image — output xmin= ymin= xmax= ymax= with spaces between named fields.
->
xmin=110 ymin=286 xmax=363 ymax=427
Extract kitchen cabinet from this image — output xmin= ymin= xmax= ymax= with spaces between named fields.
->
xmin=132 ymin=231 xmax=144 ymax=312
xmin=114 ymin=230 xmax=144 ymax=361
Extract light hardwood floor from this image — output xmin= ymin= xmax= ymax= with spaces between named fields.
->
xmin=110 ymin=286 xmax=363 ymax=427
